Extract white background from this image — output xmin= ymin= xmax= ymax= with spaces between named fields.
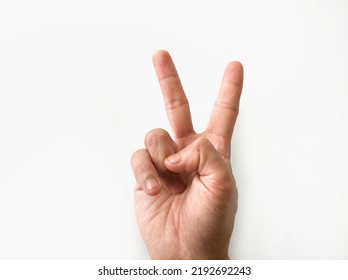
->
xmin=0 ymin=0 xmax=347 ymax=259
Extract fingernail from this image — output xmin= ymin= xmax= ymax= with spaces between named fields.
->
xmin=169 ymin=182 xmax=186 ymax=195
xmin=145 ymin=178 xmax=159 ymax=193
xmin=166 ymin=153 xmax=181 ymax=165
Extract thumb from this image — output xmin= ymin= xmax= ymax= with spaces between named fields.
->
xmin=164 ymin=137 xmax=232 ymax=192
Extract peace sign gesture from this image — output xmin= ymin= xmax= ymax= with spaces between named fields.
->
xmin=131 ymin=50 xmax=244 ymax=259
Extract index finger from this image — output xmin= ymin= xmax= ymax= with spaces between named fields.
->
xmin=152 ymin=50 xmax=194 ymax=139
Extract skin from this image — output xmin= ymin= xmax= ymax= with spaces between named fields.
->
xmin=131 ymin=50 xmax=244 ymax=259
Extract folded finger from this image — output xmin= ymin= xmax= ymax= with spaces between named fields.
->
xmin=131 ymin=148 xmax=162 ymax=195
xmin=145 ymin=128 xmax=186 ymax=194
xmin=145 ymin=128 xmax=177 ymax=172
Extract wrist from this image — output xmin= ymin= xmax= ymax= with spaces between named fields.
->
xmin=181 ymin=250 xmax=230 ymax=260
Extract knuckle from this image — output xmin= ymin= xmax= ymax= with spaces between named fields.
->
xmin=195 ymin=136 xmax=212 ymax=148
xmin=134 ymin=162 xmax=146 ymax=177
xmin=144 ymin=128 xmax=170 ymax=148
xmin=130 ymin=149 xmax=146 ymax=169
xmin=132 ymin=159 xmax=149 ymax=178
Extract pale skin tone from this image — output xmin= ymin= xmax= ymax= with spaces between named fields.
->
xmin=131 ymin=50 xmax=244 ymax=259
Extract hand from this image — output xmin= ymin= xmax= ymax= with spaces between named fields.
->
xmin=131 ymin=50 xmax=244 ymax=259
